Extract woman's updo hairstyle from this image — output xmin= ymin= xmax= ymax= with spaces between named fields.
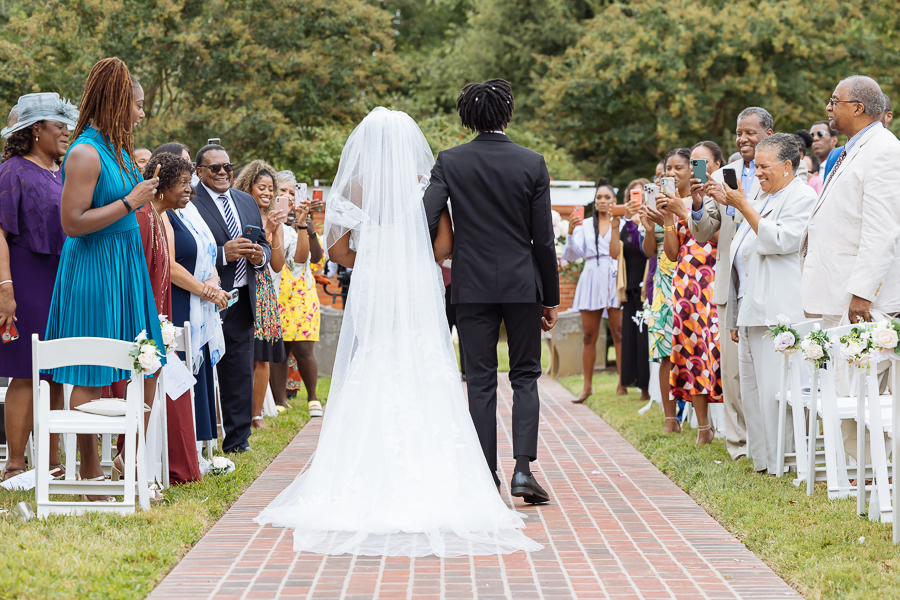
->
xmin=756 ymin=133 xmax=802 ymax=174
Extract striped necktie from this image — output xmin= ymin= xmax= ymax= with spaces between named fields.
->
xmin=219 ymin=194 xmax=246 ymax=285
xmin=820 ymin=147 xmax=847 ymax=196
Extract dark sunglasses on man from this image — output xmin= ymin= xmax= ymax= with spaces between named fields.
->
xmin=812 ymin=130 xmax=830 ymax=138
xmin=198 ymin=162 xmax=233 ymax=174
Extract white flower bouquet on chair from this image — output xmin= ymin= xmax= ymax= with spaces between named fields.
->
xmin=870 ymin=318 xmax=900 ymax=362
xmin=765 ymin=314 xmax=800 ymax=354
xmin=799 ymin=330 xmax=831 ymax=368
xmin=158 ymin=314 xmax=182 ymax=355
xmin=838 ymin=325 xmax=878 ymax=370
xmin=131 ymin=331 xmax=164 ymax=375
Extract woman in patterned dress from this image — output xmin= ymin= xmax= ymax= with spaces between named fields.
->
xmin=233 ymin=161 xmax=286 ymax=429
xmin=658 ymin=144 xmax=724 ymax=446
xmin=640 ymin=175 xmax=679 ymax=434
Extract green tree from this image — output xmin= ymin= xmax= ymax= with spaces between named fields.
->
xmin=0 ymin=0 xmax=400 ymax=177
xmin=540 ymin=0 xmax=900 ymax=187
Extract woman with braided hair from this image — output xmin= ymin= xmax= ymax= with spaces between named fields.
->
xmin=562 ymin=179 xmax=622 ymax=402
xmin=44 ymin=57 xmax=164 ymax=498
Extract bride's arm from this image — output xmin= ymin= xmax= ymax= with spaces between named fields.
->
xmin=329 ymin=231 xmax=356 ymax=268
xmin=433 ymin=208 xmax=453 ymax=262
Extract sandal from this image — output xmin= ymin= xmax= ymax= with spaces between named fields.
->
xmin=572 ymin=388 xmax=593 ymax=404
xmin=49 ymin=464 xmax=66 ymax=480
xmin=308 ymin=400 xmax=323 ymax=417
xmin=1 ymin=466 xmax=26 ymax=482
xmin=663 ymin=417 xmax=682 ymax=434
xmin=696 ymin=424 xmax=715 ymax=447
xmin=79 ymin=474 xmax=116 ymax=503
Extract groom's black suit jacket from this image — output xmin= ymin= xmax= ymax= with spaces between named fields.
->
xmin=423 ymin=132 xmax=560 ymax=307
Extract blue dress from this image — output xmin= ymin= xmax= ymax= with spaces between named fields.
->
xmin=44 ymin=126 xmax=165 ymax=386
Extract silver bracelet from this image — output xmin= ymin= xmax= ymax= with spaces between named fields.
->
xmin=0 ymin=280 xmax=11 ymax=287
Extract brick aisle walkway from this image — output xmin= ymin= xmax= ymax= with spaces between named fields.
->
xmin=148 ymin=375 xmax=802 ymax=600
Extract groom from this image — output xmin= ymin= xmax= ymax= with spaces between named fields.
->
xmin=424 ymin=79 xmax=559 ymax=503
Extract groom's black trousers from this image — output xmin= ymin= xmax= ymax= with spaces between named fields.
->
xmin=456 ymin=302 xmax=542 ymax=473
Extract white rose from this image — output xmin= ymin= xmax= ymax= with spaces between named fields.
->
xmin=843 ymin=341 xmax=862 ymax=358
xmin=551 ymin=210 xmax=561 ymax=226
xmin=161 ymin=322 xmax=177 ymax=348
xmin=774 ymin=331 xmax=795 ymax=352
xmin=776 ymin=314 xmax=791 ymax=324
xmin=137 ymin=350 xmax=158 ymax=372
xmin=805 ymin=343 xmax=824 ymax=360
xmin=873 ymin=327 xmax=898 ymax=349
xmin=560 ymin=220 xmax=569 ymax=238
xmin=212 ymin=456 xmax=229 ymax=469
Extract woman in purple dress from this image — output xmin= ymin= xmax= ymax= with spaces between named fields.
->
xmin=0 ymin=93 xmax=79 ymax=480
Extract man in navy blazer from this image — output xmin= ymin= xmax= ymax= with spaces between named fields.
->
xmin=192 ymin=144 xmax=271 ymax=452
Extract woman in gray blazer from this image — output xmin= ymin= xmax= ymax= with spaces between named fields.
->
xmin=705 ymin=133 xmax=817 ymax=475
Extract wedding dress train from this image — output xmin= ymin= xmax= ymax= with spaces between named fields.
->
xmin=254 ymin=107 xmax=542 ymax=557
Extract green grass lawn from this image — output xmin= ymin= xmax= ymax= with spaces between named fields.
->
xmin=0 ymin=378 xmax=328 ymax=600
xmin=561 ymin=371 xmax=900 ymax=600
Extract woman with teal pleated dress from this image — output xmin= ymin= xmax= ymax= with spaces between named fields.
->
xmin=43 ymin=58 xmax=164 ymax=498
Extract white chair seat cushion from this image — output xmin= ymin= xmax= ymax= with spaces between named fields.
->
xmin=48 ymin=409 xmax=127 ymax=434
xmin=73 ymin=399 xmax=151 ymax=417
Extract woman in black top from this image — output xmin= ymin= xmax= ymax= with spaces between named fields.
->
xmin=617 ymin=178 xmax=650 ymax=399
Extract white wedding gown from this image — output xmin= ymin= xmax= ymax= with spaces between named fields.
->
xmin=254 ymin=108 xmax=542 ymax=557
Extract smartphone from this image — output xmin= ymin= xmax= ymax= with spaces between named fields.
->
xmin=611 ymin=204 xmax=626 ymax=217
xmin=273 ymin=195 xmax=289 ymax=223
xmin=723 ymin=168 xmax=739 ymax=190
xmin=629 ymin=187 xmax=643 ymax=205
xmin=217 ymin=289 xmax=240 ymax=312
xmin=571 ymin=206 xmax=584 ymax=221
xmin=691 ymin=158 xmax=708 ymax=184
xmin=660 ymin=176 xmax=676 ymax=197
xmin=2 ymin=322 xmax=18 ymax=343
xmin=643 ymin=183 xmax=660 ymax=209
xmin=295 ymin=183 xmax=308 ymax=209
xmin=242 ymin=224 xmax=261 ymax=243
xmin=207 ymin=137 xmax=221 ymax=146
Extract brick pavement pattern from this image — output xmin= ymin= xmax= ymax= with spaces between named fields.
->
xmin=148 ymin=375 xmax=803 ymax=600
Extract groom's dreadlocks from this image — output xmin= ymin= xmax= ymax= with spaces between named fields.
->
xmin=456 ymin=79 xmax=515 ymax=132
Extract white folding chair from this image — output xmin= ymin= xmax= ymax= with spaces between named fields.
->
xmin=32 ymin=334 xmax=149 ymax=516
xmin=892 ymin=359 xmax=899 ymax=543
xmin=821 ymin=324 xmax=894 ymax=521
xmin=0 ymin=383 xmax=37 ymax=469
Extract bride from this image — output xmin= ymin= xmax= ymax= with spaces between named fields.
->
xmin=254 ymin=108 xmax=542 ymax=557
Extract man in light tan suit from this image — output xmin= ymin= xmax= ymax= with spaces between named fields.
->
xmin=689 ymin=107 xmax=773 ymax=461
xmin=801 ymin=75 xmax=900 ymax=461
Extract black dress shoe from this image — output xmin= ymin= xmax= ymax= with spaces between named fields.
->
xmin=225 ymin=444 xmax=251 ymax=454
xmin=510 ymin=471 xmax=550 ymax=504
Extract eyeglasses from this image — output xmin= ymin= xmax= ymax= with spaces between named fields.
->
xmin=198 ymin=163 xmax=233 ymax=174
xmin=827 ymin=97 xmax=860 ymax=107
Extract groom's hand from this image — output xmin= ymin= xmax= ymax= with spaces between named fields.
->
xmin=541 ymin=306 xmax=558 ymax=332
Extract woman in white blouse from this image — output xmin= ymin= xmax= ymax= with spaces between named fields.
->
xmin=563 ymin=178 xmax=621 ymax=401
xmin=705 ymin=133 xmax=817 ymax=474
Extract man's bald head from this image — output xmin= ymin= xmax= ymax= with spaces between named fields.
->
xmin=839 ymin=75 xmax=886 ymax=118
xmin=6 ymin=105 xmax=17 ymax=129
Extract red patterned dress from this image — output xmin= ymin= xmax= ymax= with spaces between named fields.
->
xmin=669 ymin=218 xmax=723 ymax=402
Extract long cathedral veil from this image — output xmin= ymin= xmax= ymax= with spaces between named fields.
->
xmin=254 ymin=108 xmax=542 ymax=557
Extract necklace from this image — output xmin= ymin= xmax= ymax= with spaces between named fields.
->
xmin=29 ymin=153 xmax=58 ymax=178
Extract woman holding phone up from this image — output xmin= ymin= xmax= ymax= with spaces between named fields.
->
xmin=658 ymin=143 xmax=724 ymax=447
xmin=270 ymin=171 xmax=326 ymax=417
xmin=233 ymin=160 xmax=286 ymax=429
xmin=563 ymin=178 xmax=621 ymax=402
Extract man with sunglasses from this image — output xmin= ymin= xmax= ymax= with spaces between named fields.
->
xmin=809 ymin=120 xmax=839 ymax=167
xmin=191 ymin=143 xmax=271 ymax=453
